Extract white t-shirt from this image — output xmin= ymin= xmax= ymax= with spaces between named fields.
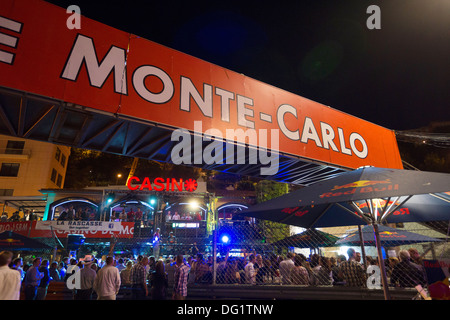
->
xmin=244 ymin=262 xmax=256 ymax=285
xmin=93 ymin=265 xmax=121 ymax=297
xmin=0 ymin=266 xmax=22 ymax=300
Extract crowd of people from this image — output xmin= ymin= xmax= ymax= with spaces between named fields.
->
xmin=1 ymin=210 xmax=39 ymax=222
xmin=0 ymin=250 xmax=196 ymax=300
xmin=0 ymin=246 xmax=428 ymax=300
xmin=214 ymin=247 xmax=427 ymax=288
xmin=0 ymin=206 xmax=205 ymax=224
xmin=55 ymin=205 xmax=155 ymax=227
xmin=56 ymin=205 xmax=98 ymax=221
xmin=110 ymin=207 xmax=152 ymax=226
xmin=166 ymin=210 xmax=203 ymax=221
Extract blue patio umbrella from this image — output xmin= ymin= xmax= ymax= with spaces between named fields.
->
xmin=239 ymin=166 xmax=450 ymax=300
xmin=336 ymin=224 xmax=443 ymax=247
xmin=273 ymin=228 xmax=340 ymax=248
xmin=235 ymin=192 xmax=450 ymax=228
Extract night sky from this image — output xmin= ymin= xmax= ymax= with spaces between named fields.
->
xmin=47 ymin=0 xmax=450 ymax=131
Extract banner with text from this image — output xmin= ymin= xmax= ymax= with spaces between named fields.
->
xmin=0 ymin=0 xmax=403 ymax=170
xmin=0 ymin=221 xmax=135 ymax=238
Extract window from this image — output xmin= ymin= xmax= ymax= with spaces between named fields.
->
xmin=0 ymin=189 xmax=13 ymax=196
xmin=51 ymin=168 xmax=57 ymax=183
xmin=0 ymin=163 xmax=20 ymax=177
xmin=56 ymin=173 xmax=62 ymax=188
xmin=61 ymin=154 xmax=66 ymax=168
xmin=5 ymin=140 xmax=25 ymax=154
xmin=55 ymin=147 xmax=61 ymax=161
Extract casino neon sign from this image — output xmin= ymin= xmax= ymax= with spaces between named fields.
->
xmin=127 ymin=177 xmax=198 ymax=192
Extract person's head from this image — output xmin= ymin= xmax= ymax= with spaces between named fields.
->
xmin=355 ymin=252 xmax=361 ymax=262
xmin=197 ymin=253 xmax=204 ymax=262
xmin=408 ymin=248 xmax=420 ymax=261
xmin=41 ymin=259 xmax=49 ymax=267
xmin=399 ymin=250 xmax=410 ymax=262
xmin=248 ymin=254 xmax=256 ymax=263
xmin=347 ymin=248 xmax=356 ymax=260
xmin=176 ymin=254 xmax=184 ymax=265
xmin=155 ymin=260 xmax=165 ymax=274
xmin=294 ymin=254 xmax=304 ymax=267
xmin=256 ymin=254 xmax=263 ymax=264
xmin=388 ymin=257 xmax=399 ymax=266
xmin=126 ymin=260 xmax=133 ymax=269
xmin=0 ymin=251 xmax=13 ymax=267
xmin=105 ymin=256 xmax=115 ymax=266
xmin=141 ymin=256 xmax=149 ymax=266
xmin=320 ymin=256 xmax=330 ymax=267
xmin=33 ymin=257 xmax=42 ymax=267
xmin=50 ymin=261 xmax=58 ymax=269
xmin=286 ymin=252 xmax=294 ymax=260
xmin=13 ymin=257 xmax=23 ymax=267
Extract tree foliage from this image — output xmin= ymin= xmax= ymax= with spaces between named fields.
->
xmin=255 ymin=180 xmax=291 ymax=244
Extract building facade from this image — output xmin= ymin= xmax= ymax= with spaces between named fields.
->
xmin=0 ymin=134 xmax=71 ymax=216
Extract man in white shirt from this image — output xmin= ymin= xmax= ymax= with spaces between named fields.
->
xmin=172 ymin=212 xmax=181 ymax=220
xmin=244 ymin=254 xmax=256 ymax=285
xmin=93 ymin=256 xmax=121 ymax=300
xmin=279 ymin=252 xmax=295 ymax=285
xmin=0 ymin=251 xmax=22 ymax=300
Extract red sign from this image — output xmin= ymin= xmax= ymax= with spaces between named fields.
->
xmin=0 ymin=0 xmax=404 ymax=171
xmin=127 ymin=177 xmax=198 ymax=192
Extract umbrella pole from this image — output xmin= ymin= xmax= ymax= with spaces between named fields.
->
xmin=373 ymin=223 xmax=391 ymax=300
xmin=358 ymin=225 xmax=367 ymax=270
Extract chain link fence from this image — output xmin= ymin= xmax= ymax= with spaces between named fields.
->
xmin=208 ymin=220 xmax=450 ymax=293
xmin=3 ymin=216 xmax=448 ymax=299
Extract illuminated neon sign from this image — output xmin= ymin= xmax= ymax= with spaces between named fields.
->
xmin=127 ymin=177 xmax=198 ymax=192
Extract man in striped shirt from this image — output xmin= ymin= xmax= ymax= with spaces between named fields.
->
xmin=338 ymin=248 xmax=366 ymax=287
xmin=130 ymin=256 xmax=148 ymax=299
xmin=173 ymin=255 xmax=190 ymax=300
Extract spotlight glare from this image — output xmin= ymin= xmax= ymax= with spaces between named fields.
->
xmin=221 ymin=235 xmax=230 ymax=244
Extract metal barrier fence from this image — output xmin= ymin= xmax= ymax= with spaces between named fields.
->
xmin=194 ymin=220 xmax=449 ymax=295
xmin=115 ymin=219 xmax=449 ymax=293
xmin=4 ymin=218 xmax=448 ymax=299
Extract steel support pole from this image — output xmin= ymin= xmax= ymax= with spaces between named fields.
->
xmin=373 ymin=223 xmax=391 ymax=300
